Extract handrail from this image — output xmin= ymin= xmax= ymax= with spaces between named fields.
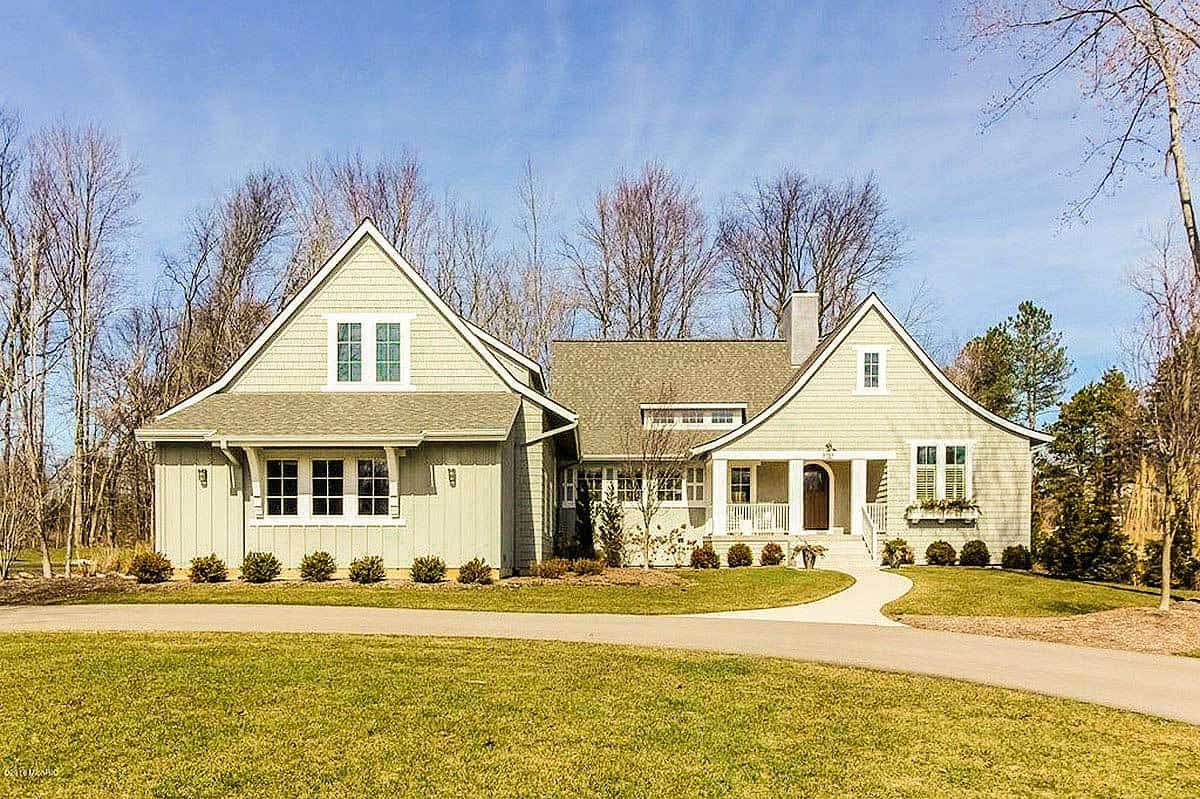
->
xmin=861 ymin=502 xmax=886 ymax=564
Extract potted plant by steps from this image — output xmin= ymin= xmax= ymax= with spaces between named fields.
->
xmin=793 ymin=542 xmax=828 ymax=569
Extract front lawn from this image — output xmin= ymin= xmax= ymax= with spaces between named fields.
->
xmin=0 ymin=633 xmax=1194 ymax=798
xmin=884 ymin=566 xmax=1192 ymax=617
xmin=10 ymin=567 xmax=853 ymax=615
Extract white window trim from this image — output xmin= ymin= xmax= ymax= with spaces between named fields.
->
xmin=324 ymin=313 xmax=415 ymax=392
xmin=855 ymin=345 xmax=889 ymax=395
xmin=249 ymin=450 xmax=408 ymax=526
xmin=562 ymin=463 xmax=708 ymax=509
xmin=908 ymin=440 xmax=973 ymax=502
xmin=639 ymin=403 xmax=745 ymax=430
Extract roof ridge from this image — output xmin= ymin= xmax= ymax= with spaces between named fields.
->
xmin=551 ymin=338 xmax=786 ymax=344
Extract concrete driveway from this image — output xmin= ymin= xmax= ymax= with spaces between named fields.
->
xmin=4 ymin=602 xmax=1199 ymax=725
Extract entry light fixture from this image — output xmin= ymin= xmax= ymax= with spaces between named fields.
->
xmin=198 ymin=468 xmax=208 ymax=488
xmin=448 ymin=468 xmax=457 ymax=487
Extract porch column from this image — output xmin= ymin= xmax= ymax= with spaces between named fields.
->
xmin=787 ymin=459 xmax=804 ymax=536
xmin=711 ymin=458 xmax=727 ymax=535
xmin=850 ymin=458 xmax=867 ymax=537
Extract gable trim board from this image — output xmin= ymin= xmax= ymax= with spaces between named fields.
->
xmin=155 ymin=220 xmax=576 ymax=433
xmin=466 ymin=319 xmax=546 ymax=390
xmin=692 ymin=293 xmax=1051 ymax=456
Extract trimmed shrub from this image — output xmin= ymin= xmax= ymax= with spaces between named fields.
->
xmin=959 ymin=539 xmax=991 ymax=567
xmin=881 ymin=538 xmax=914 ymax=568
xmin=300 ymin=551 xmax=337 ymax=582
xmin=349 ymin=555 xmax=386 ymax=584
xmin=188 ymin=554 xmax=227 ymax=583
xmin=530 ymin=558 xmax=569 ymax=579
xmin=411 ymin=555 xmax=447 ymax=584
xmin=129 ymin=551 xmax=173 ymax=584
xmin=925 ymin=540 xmax=957 ymax=566
xmin=1001 ymin=544 xmax=1032 ymax=571
xmin=241 ymin=551 xmax=281 ymax=583
xmin=690 ymin=544 xmax=719 ymax=569
xmin=726 ymin=543 xmax=753 ymax=568
xmin=457 ymin=557 xmax=493 ymax=585
xmin=760 ymin=542 xmax=784 ymax=566
xmin=571 ymin=557 xmax=605 ymax=577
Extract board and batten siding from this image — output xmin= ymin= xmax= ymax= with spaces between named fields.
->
xmin=511 ymin=399 xmax=555 ymax=571
xmin=154 ymin=443 xmax=244 ymax=568
xmin=718 ymin=306 xmax=1033 ymax=560
xmin=244 ymin=443 xmax=502 ymax=570
xmin=228 ymin=238 xmax=506 ymax=393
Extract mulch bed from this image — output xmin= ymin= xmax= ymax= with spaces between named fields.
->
xmin=900 ymin=600 xmax=1200 ymax=656
xmin=0 ymin=576 xmax=138 ymax=605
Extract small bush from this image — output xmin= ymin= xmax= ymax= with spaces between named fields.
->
xmin=188 ymin=554 xmax=227 ymax=583
xmin=690 ymin=544 xmax=720 ymax=569
xmin=241 ymin=551 xmax=281 ymax=583
xmin=760 ymin=542 xmax=784 ymax=566
xmin=300 ymin=551 xmax=337 ymax=582
xmin=1001 ymin=544 xmax=1032 ymax=571
xmin=959 ymin=539 xmax=991 ymax=567
xmin=411 ymin=555 xmax=447 ymax=584
xmin=93 ymin=545 xmax=142 ymax=575
xmin=571 ymin=557 xmax=605 ymax=576
xmin=129 ymin=551 xmax=173 ymax=584
xmin=925 ymin=540 xmax=957 ymax=566
xmin=726 ymin=543 xmax=753 ymax=568
xmin=349 ymin=555 xmax=385 ymax=584
xmin=530 ymin=558 xmax=569 ymax=579
xmin=457 ymin=557 xmax=493 ymax=585
xmin=881 ymin=538 xmax=914 ymax=568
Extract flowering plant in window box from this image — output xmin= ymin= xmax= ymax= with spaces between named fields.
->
xmin=905 ymin=497 xmax=980 ymax=524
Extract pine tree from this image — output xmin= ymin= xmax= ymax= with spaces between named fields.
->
xmin=1008 ymin=301 xmax=1073 ymax=429
xmin=947 ymin=324 xmax=1017 ymax=418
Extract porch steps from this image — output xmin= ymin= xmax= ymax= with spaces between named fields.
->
xmin=801 ymin=534 xmax=876 ymax=571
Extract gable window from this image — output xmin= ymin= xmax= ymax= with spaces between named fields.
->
xmin=730 ymin=467 xmax=751 ymax=504
xmin=337 ymin=323 xmax=362 ymax=382
xmin=856 ymin=346 xmax=888 ymax=394
xmin=656 ymin=470 xmax=683 ymax=502
xmin=617 ymin=469 xmax=643 ymax=503
xmin=311 ymin=459 xmax=344 ymax=516
xmin=376 ymin=322 xmax=403 ymax=382
xmin=686 ymin=466 xmax=706 ymax=502
xmin=266 ymin=459 xmax=298 ymax=516
xmin=357 ymin=458 xmax=389 ymax=516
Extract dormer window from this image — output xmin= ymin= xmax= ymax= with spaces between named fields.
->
xmin=326 ymin=314 xmax=414 ymax=391
xmin=855 ymin=346 xmax=888 ymax=394
xmin=640 ymin=404 xmax=746 ymax=429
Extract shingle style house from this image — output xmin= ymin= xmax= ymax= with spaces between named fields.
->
xmin=138 ymin=220 xmax=1049 ymax=575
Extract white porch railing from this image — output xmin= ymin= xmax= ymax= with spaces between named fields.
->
xmin=727 ymin=502 xmax=789 ymax=533
xmin=861 ymin=501 xmax=887 ymax=562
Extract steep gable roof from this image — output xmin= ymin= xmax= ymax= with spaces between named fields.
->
xmin=550 ymin=339 xmax=797 ymax=458
xmin=156 ymin=220 xmax=576 ymax=430
xmin=691 ymin=293 xmax=1052 ymax=455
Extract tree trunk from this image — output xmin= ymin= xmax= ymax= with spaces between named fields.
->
xmin=1159 ymin=528 xmax=1173 ymax=612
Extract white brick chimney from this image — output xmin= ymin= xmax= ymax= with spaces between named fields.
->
xmin=781 ymin=291 xmax=819 ymax=366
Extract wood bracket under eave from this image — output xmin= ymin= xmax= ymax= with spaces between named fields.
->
xmin=244 ymin=446 xmax=264 ymax=519
xmin=385 ymin=446 xmax=406 ymax=520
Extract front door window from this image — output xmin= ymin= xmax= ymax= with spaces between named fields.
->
xmin=730 ymin=467 xmax=751 ymax=503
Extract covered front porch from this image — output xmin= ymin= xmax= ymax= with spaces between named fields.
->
xmin=707 ymin=451 xmax=891 ymax=560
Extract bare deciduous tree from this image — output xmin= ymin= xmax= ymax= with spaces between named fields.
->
xmin=1130 ymin=235 xmax=1200 ymax=610
xmin=719 ymin=171 xmax=905 ymax=335
xmin=966 ymin=2 xmax=1200 ymax=279
xmin=565 ymin=163 xmax=718 ymax=339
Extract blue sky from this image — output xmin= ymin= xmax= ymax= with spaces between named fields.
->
xmin=1 ymin=0 xmax=1177 ymax=390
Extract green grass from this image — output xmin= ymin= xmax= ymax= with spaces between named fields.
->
xmin=0 ymin=633 xmax=1195 ymax=798
xmin=61 ymin=567 xmax=854 ymax=615
xmin=884 ymin=567 xmax=1194 ymax=617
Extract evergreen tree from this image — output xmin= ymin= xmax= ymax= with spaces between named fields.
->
xmin=947 ymin=324 xmax=1017 ymax=418
xmin=1008 ymin=301 xmax=1073 ymax=429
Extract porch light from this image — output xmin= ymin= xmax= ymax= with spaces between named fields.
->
xmin=448 ymin=468 xmax=457 ymax=487
xmin=198 ymin=468 xmax=208 ymax=488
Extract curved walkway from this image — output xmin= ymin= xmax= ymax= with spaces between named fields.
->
xmin=697 ymin=565 xmax=911 ymax=625
xmin=3 ymin=603 xmax=1199 ymax=724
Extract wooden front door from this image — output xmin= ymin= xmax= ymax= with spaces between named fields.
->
xmin=803 ymin=464 xmax=829 ymax=530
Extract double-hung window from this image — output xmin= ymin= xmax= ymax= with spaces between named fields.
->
xmin=357 ymin=458 xmax=389 ymax=516
xmin=578 ymin=468 xmax=603 ymax=502
xmin=617 ymin=470 xmax=642 ymax=503
xmin=376 ymin=322 xmax=403 ymax=382
xmin=656 ymin=470 xmax=683 ymax=502
xmin=856 ymin=346 xmax=887 ymax=393
xmin=311 ymin=459 xmax=344 ymax=516
xmin=686 ymin=466 xmax=706 ymax=502
xmin=266 ymin=459 xmax=298 ymax=516
xmin=913 ymin=443 xmax=970 ymax=502
xmin=944 ymin=446 xmax=967 ymax=500
xmin=337 ymin=323 xmax=362 ymax=383
xmin=730 ymin=467 xmax=751 ymax=504
xmin=915 ymin=446 xmax=937 ymax=502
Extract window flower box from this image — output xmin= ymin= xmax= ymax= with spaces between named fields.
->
xmin=905 ymin=499 xmax=980 ymax=525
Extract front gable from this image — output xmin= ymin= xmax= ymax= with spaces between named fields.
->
xmin=230 ymin=237 xmax=506 ymax=394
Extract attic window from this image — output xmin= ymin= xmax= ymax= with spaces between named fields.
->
xmin=855 ymin=346 xmax=888 ymax=394
xmin=326 ymin=314 xmax=414 ymax=391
